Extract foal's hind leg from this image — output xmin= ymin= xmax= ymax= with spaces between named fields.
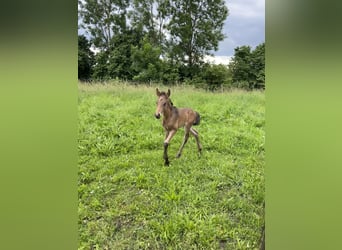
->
xmin=176 ymin=127 xmax=190 ymax=158
xmin=190 ymin=127 xmax=202 ymax=154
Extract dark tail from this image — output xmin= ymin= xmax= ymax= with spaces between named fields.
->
xmin=193 ymin=112 xmax=201 ymax=126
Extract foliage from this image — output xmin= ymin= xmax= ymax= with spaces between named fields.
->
xmin=106 ymin=30 xmax=141 ymax=80
xmin=129 ymin=0 xmax=169 ymax=47
xmin=200 ymin=64 xmax=232 ymax=90
xmin=229 ymin=43 xmax=265 ymax=90
xmin=167 ymin=0 xmax=228 ymax=69
xmin=78 ymin=0 xmax=130 ymax=50
xmin=91 ymin=29 xmax=143 ymax=80
xmin=78 ymin=82 xmax=265 ymax=249
xmin=159 ymin=60 xmax=181 ymax=84
xmin=78 ymin=35 xmax=94 ymax=80
xmin=229 ymin=46 xmax=253 ymax=89
xmin=78 ymin=1 xmax=264 ymax=90
xmin=251 ymin=43 xmax=265 ymax=89
xmin=131 ymin=37 xmax=162 ymax=82
xmin=91 ymin=50 xmax=110 ymax=80
xmin=78 ymin=0 xmax=229 ymax=83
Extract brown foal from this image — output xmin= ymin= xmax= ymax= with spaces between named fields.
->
xmin=155 ymin=88 xmax=202 ymax=166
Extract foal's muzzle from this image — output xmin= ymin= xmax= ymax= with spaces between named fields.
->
xmin=155 ymin=113 xmax=160 ymax=119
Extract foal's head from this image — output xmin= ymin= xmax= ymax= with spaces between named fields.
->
xmin=155 ymin=88 xmax=172 ymax=119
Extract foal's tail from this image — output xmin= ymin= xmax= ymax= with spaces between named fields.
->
xmin=193 ymin=112 xmax=201 ymax=126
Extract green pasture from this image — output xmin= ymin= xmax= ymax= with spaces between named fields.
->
xmin=78 ymin=82 xmax=265 ymax=249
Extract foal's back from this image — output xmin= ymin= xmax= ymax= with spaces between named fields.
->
xmin=171 ymin=107 xmax=199 ymax=129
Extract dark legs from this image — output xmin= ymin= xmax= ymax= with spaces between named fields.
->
xmin=162 ymin=127 xmax=201 ymax=166
xmin=163 ymin=142 xmax=170 ymax=166
xmin=163 ymin=130 xmax=176 ymax=166
xmin=176 ymin=126 xmax=202 ymax=158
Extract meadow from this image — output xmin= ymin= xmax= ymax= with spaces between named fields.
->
xmin=78 ymin=82 xmax=265 ymax=249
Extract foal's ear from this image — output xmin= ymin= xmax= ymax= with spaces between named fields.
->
xmin=156 ymin=88 xmax=161 ymax=96
xmin=167 ymin=89 xmax=171 ymax=97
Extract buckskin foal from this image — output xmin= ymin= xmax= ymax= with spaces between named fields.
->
xmin=155 ymin=88 xmax=202 ymax=166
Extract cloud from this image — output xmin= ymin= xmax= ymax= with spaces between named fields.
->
xmin=203 ymin=55 xmax=232 ymax=65
xmin=228 ymin=0 xmax=265 ymax=19
xmin=214 ymin=0 xmax=265 ymax=56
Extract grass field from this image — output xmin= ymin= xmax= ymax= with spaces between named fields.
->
xmin=78 ymin=82 xmax=265 ymax=249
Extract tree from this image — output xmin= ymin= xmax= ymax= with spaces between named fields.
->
xmin=91 ymin=29 xmax=143 ymax=80
xmin=229 ymin=43 xmax=265 ymax=90
xmin=251 ymin=43 xmax=265 ymax=89
xmin=129 ymin=0 xmax=170 ymax=47
xmin=107 ymin=29 xmax=142 ymax=80
xmin=167 ymin=0 xmax=228 ymax=72
xmin=78 ymin=0 xmax=229 ymax=83
xmin=130 ymin=36 xmax=162 ymax=82
xmin=78 ymin=0 xmax=129 ymax=50
xmin=78 ymin=35 xmax=94 ymax=80
xmin=201 ymin=64 xmax=231 ymax=90
xmin=92 ymin=50 xmax=110 ymax=80
xmin=230 ymin=45 xmax=252 ymax=89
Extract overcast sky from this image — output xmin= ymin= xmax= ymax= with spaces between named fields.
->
xmin=215 ymin=0 xmax=265 ymax=57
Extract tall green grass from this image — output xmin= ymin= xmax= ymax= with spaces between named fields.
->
xmin=78 ymin=82 xmax=265 ymax=249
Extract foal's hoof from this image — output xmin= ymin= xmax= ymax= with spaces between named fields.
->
xmin=164 ymin=160 xmax=170 ymax=166
xmin=176 ymin=153 xmax=181 ymax=158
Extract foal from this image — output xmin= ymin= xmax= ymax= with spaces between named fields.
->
xmin=155 ymin=88 xmax=202 ymax=166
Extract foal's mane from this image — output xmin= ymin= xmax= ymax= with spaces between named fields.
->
xmin=159 ymin=91 xmax=174 ymax=106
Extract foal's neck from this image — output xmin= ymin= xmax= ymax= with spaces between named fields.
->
xmin=163 ymin=103 xmax=175 ymax=120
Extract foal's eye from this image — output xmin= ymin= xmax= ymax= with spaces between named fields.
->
xmin=163 ymin=103 xmax=166 ymax=106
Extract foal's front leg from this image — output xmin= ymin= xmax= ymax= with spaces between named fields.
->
xmin=163 ymin=130 xmax=176 ymax=166
xmin=163 ymin=143 xmax=169 ymax=166
xmin=163 ymin=131 xmax=170 ymax=165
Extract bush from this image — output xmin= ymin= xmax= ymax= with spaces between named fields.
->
xmin=200 ymin=64 xmax=231 ymax=91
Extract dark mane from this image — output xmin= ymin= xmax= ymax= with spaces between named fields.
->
xmin=160 ymin=92 xmax=174 ymax=106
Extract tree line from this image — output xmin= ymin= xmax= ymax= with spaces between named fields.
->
xmin=78 ymin=0 xmax=264 ymax=90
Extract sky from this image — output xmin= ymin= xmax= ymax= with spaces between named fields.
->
xmin=215 ymin=0 xmax=265 ymax=57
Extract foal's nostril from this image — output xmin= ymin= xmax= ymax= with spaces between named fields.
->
xmin=155 ymin=113 xmax=160 ymax=119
